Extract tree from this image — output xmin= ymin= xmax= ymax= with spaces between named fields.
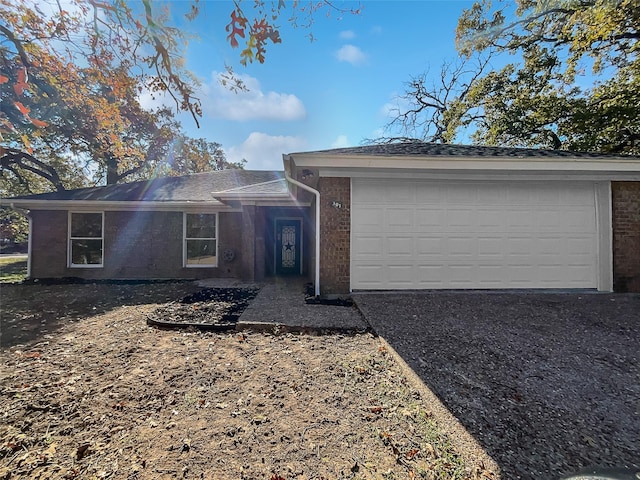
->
xmin=0 ymin=207 xmax=28 ymax=244
xmin=1 ymin=0 xmax=360 ymax=193
xmin=0 ymin=55 xmax=239 ymax=193
xmin=161 ymin=137 xmax=246 ymax=177
xmin=386 ymin=0 xmax=640 ymax=154
xmin=381 ymin=54 xmax=493 ymax=144
xmin=456 ymin=0 xmax=640 ymax=154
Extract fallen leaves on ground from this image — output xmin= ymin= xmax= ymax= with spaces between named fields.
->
xmin=0 ymin=284 xmax=484 ymax=480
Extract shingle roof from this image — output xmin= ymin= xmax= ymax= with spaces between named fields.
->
xmin=6 ymin=170 xmax=287 ymax=202
xmin=291 ymin=142 xmax=638 ymax=160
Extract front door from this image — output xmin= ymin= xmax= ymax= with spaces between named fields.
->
xmin=275 ymin=218 xmax=302 ymax=275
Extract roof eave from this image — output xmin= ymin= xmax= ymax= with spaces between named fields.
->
xmin=0 ymin=199 xmax=233 ymax=211
xmin=289 ymin=153 xmax=640 ymax=174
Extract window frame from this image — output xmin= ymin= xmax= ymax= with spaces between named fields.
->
xmin=68 ymin=211 xmax=104 ymax=268
xmin=183 ymin=212 xmax=218 ymax=268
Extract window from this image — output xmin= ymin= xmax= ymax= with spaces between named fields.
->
xmin=69 ymin=212 xmax=103 ymax=267
xmin=184 ymin=213 xmax=217 ymax=267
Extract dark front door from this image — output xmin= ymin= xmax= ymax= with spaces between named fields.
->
xmin=275 ymin=218 xmax=301 ymax=275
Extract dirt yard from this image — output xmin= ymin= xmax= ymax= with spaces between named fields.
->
xmin=0 ymin=283 xmax=495 ymax=480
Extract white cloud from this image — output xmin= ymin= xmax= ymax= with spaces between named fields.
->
xmin=201 ymin=73 xmax=306 ymax=121
xmin=335 ymin=44 xmax=367 ymax=66
xmin=339 ymin=30 xmax=356 ymax=40
xmin=380 ymin=101 xmax=400 ymax=119
xmin=138 ymin=72 xmax=306 ymax=122
xmin=331 ymin=135 xmax=350 ymax=148
xmin=226 ymin=132 xmax=307 ymax=170
xmin=138 ymin=88 xmax=172 ymax=112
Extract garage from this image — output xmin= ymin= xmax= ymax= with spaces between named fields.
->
xmin=351 ymin=178 xmax=602 ymax=290
xmin=286 ymin=142 xmax=640 ymax=294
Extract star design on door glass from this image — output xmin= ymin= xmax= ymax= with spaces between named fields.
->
xmin=284 ymin=242 xmax=293 ymax=251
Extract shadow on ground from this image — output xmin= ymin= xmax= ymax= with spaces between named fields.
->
xmin=0 ymin=281 xmax=202 ymax=349
xmin=354 ymin=292 xmax=640 ymax=480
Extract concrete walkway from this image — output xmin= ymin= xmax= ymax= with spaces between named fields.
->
xmin=234 ymin=277 xmax=369 ymax=333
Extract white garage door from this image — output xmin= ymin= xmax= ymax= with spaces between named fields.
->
xmin=351 ymin=179 xmax=598 ymax=290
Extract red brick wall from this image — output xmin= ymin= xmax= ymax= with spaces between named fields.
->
xmin=28 ymin=210 xmax=250 ymax=280
xmin=612 ymin=181 xmax=640 ymax=292
xmin=318 ymin=177 xmax=350 ymax=294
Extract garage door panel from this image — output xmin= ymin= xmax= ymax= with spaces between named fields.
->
xmin=416 ymin=236 xmax=443 ymax=255
xmin=446 ymin=237 xmax=476 ymax=257
xmin=356 ymin=180 xmax=385 ymax=203
xmin=477 ymin=237 xmax=505 ymax=256
xmin=387 ymin=236 xmax=413 ymax=256
xmin=352 ymin=179 xmax=598 ymax=290
xmin=446 ymin=209 xmax=476 ymax=228
xmin=353 ymin=207 xmax=384 ymax=233
xmin=476 ymin=209 xmax=506 ymax=229
xmin=386 ymin=208 xmax=414 ymax=229
xmin=477 ymin=265 xmax=505 ymax=282
xmin=562 ymin=184 xmax=594 ymax=204
xmin=537 ymin=237 xmax=564 ymax=254
xmin=351 ymin=264 xmax=385 ymax=289
xmin=388 ymin=265 xmax=415 ymax=285
xmin=416 ymin=209 xmax=445 ymax=227
xmin=567 ymin=265 xmax=595 ymax=282
xmin=504 ymin=209 xmax=537 ymax=231
xmin=352 ymin=236 xmax=383 ymax=256
xmin=506 ymin=186 xmax=533 ymax=205
xmin=416 ymin=264 xmax=445 ymax=283
xmin=417 ymin=185 xmax=444 ymax=203
xmin=449 ymin=265 xmax=477 ymax=283
xmin=533 ymin=185 xmax=562 ymax=204
xmin=477 ymin=187 xmax=505 ymax=204
xmin=567 ymin=236 xmax=596 ymax=254
xmin=565 ymin=209 xmax=596 ymax=230
xmin=446 ymin=184 xmax=478 ymax=204
xmin=386 ymin=184 xmax=415 ymax=204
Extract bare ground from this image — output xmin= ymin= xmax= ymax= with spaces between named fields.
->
xmin=354 ymin=292 xmax=640 ymax=480
xmin=0 ymin=283 xmax=495 ymax=480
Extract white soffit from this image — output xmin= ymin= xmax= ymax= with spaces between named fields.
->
xmin=292 ymin=154 xmax=640 ymax=178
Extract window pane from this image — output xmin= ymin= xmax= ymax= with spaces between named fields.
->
xmin=186 ymin=214 xmax=216 ymax=239
xmin=71 ymin=239 xmax=103 ymax=264
xmin=186 ymin=239 xmax=217 ymax=265
xmin=71 ymin=213 xmax=102 ymax=238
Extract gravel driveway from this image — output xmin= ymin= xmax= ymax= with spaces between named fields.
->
xmin=353 ymin=292 xmax=640 ymax=480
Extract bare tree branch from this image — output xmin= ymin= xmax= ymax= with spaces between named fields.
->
xmin=1 ymin=147 xmax=66 ymax=191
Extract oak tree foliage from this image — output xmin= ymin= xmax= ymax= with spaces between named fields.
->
xmin=386 ymin=0 xmax=640 ymax=155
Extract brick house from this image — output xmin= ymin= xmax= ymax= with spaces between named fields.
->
xmin=285 ymin=143 xmax=640 ymax=294
xmin=3 ymin=143 xmax=640 ymax=293
xmin=2 ymin=170 xmax=314 ymax=284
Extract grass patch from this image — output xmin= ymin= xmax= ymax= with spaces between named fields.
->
xmin=0 ymin=256 xmax=27 ymax=283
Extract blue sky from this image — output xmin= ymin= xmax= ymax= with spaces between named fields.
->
xmin=141 ymin=1 xmax=477 ymax=170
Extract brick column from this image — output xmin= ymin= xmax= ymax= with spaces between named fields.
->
xmin=612 ymin=181 xmax=640 ymax=292
xmin=318 ymin=177 xmax=351 ymax=294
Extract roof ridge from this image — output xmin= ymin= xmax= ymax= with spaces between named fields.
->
xmin=215 ymin=177 xmax=285 ymax=193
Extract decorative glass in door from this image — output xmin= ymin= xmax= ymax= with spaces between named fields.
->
xmin=275 ymin=219 xmax=301 ymax=275
xmin=281 ymin=225 xmax=296 ymax=268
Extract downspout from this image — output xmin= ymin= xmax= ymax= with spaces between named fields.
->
xmin=27 ymin=212 xmax=32 ymax=279
xmin=283 ymin=160 xmax=320 ymax=297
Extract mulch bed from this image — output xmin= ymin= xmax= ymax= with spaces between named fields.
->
xmin=146 ymin=288 xmax=260 ymax=330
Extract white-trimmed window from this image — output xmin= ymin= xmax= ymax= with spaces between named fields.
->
xmin=184 ymin=213 xmax=217 ymax=267
xmin=69 ymin=212 xmax=104 ymax=267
